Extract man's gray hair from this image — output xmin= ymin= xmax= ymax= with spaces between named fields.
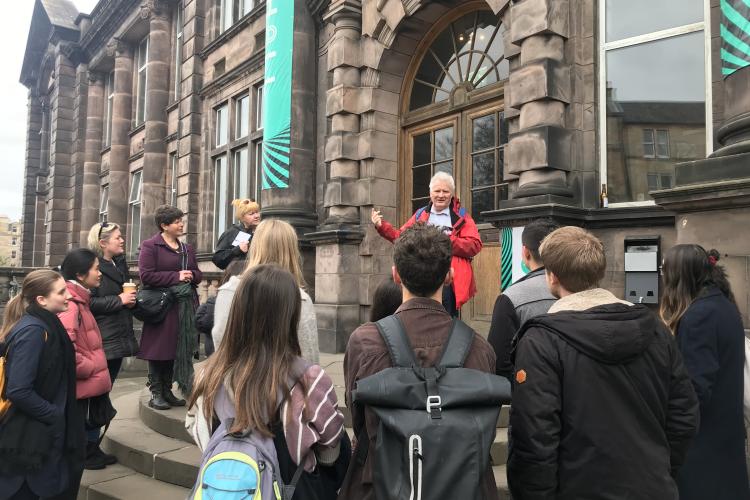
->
xmin=429 ymin=171 xmax=455 ymax=194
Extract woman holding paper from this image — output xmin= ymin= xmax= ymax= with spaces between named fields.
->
xmin=211 ymin=199 xmax=261 ymax=270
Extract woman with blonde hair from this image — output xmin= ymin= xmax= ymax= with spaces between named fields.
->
xmin=86 ymin=222 xmax=138 ymax=385
xmin=211 ymin=219 xmax=319 ymax=363
xmin=211 ymin=198 xmax=261 ymax=270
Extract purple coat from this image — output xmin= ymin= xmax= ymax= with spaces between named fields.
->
xmin=137 ymin=233 xmax=203 ymax=361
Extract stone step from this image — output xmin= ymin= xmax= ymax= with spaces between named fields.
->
xmin=79 ymin=464 xmax=189 ymax=500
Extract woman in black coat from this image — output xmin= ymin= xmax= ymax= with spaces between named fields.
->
xmin=211 ymin=199 xmax=261 ymax=270
xmin=88 ymin=222 xmax=138 ymax=383
xmin=661 ymin=245 xmax=750 ymax=500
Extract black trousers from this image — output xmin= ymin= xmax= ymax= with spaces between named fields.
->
xmin=442 ymin=284 xmax=458 ymax=317
xmin=9 ymin=467 xmax=84 ymax=500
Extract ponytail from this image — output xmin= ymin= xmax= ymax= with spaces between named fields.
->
xmin=706 ymin=249 xmax=736 ymax=305
xmin=0 ymin=294 xmax=27 ymax=341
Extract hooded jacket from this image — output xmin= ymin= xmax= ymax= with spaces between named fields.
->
xmin=507 ymin=289 xmax=699 ymax=500
xmin=375 ymin=197 xmax=481 ymax=309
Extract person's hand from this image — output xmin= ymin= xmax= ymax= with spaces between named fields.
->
xmin=119 ymin=291 xmax=136 ymax=308
xmin=371 ymin=208 xmax=383 ymax=228
xmin=238 ymin=241 xmax=249 ymax=253
xmin=178 ymin=270 xmax=193 ymax=283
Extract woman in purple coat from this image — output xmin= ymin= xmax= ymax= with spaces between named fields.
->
xmin=138 ymin=205 xmax=202 ymax=410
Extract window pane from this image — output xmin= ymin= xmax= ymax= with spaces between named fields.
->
xmin=472 ymin=189 xmax=493 ymax=223
xmin=100 ymin=186 xmax=109 ymax=215
xmin=647 ymin=173 xmax=659 ymax=191
xmin=236 ymin=95 xmax=249 ymax=139
xmin=661 ymin=174 xmax=673 ymax=189
xmin=606 ymin=32 xmax=705 ymax=203
xmin=243 ymin=0 xmax=253 ymax=15
xmin=137 ymin=70 xmax=147 ymax=124
xmin=129 ymin=171 xmax=142 ymax=202
xmin=215 ymin=156 xmax=228 ymax=238
xmin=412 ymin=166 xmax=431 ymax=198
xmin=606 ymin=0 xmax=703 ymax=42
xmin=222 ymin=0 xmax=233 ymax=31
xmin=254 ymin=141 xmax=263 ymax=198
xmin=498 ymin=183 xmax=509 ymax=202
xmin=216 ymin=105 xmax=228 ymax=146
xmin=473 ymin=114 xmax=496 ymax=152
xmin=412 ymin=197 xmax=429 ymax=214
xmin=255 ymin=85 xmax=264 ymax=130
xmin=234 ymin=148 xmax=249 ymax=199
xmin=413 ymin=133 xmax=431 ymax=166
xmin=129 ymin=204 xmax=141 ymax=258
xmin=472 ymin=152 xmax=495 ymax=188
xmin=435 ymin=161 xmax=453 ymax=176
xmin=434 ymin=127 xmax=453 ymax=161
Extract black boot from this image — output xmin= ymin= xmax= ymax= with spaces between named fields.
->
xmin=84 ymin=441 xmax=107 ymax=470
xmin=161 ymin=365 xmax=186 ymax=407
xmin=94 ymin=443 xmax=117 ymax=465
xmin=147 ymin=372 xmax=170 ymax=410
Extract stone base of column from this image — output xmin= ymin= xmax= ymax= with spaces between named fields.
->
xmin=315 ymin=303 xmax=361 ymax=353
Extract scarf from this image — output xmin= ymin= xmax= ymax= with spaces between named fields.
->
xmin=171 ymin=282 xmax=198 ymax=395
xmin=0 ymin=304 xmax=84 ymax=474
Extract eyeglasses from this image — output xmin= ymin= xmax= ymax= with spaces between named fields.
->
xmin=98 ymin=222 xmax=111 ymax=240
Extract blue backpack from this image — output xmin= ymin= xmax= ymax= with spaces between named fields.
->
xmin=191 ymin=367 xmax=308 ymax=500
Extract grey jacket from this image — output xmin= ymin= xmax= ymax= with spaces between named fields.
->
xmin=487 ymin=268 xmax=556 ymax=378
xmin=211 ymin=276 xmax=320 ymax=364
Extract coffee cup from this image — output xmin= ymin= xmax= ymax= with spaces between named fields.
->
xmin=123 ymin=282 xmax=137 ymax=294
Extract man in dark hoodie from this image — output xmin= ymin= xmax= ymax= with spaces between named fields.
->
xmin=488 ymin=218 xmax=559 ymax=380
xmin=507 ymin=226 xmax=699 ymax=500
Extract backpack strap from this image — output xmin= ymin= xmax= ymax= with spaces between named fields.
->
xmin=415 ymin=206 xmax=427 ymax=221
xmin=374 ymin=315 xmax=417 ymax=368
xmin=437 ymin=319 xmax=475 ymax=368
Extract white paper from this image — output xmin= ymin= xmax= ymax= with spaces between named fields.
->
xmin=231 ymin=231 xmax=251 ymax=247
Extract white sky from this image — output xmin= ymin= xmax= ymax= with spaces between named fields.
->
xmin=1 ymin=0 xmax=99 ymax=222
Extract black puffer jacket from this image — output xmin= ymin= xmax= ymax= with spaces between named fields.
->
xmin=508 ymin=303 xmax=699 ymax=500
xmin=90 ymin=254 xmax=138 ymax=360
xmin=211 ymin=223 xmax=252 ymax=270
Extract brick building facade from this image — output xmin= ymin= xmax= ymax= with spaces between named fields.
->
xmin=19 ymin=0 xmax=750 ymax=352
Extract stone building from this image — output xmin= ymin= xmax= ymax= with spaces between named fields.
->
xmin=19 ymin=0 xmax=750 ymax=352
xmin=0 ymin=216 xmax=21 ymax=267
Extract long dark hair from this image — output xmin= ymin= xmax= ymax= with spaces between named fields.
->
xmin=660 ymin=244 xmax=736 ymax=333
xmin=1 ymin=269 xmax=64 ymax=340
xmin=370 ymin=278 xmax=402 ymax=322
xmin=189 ymin=264 xmax=303 ymax=436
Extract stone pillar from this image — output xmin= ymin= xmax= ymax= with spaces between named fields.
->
xmin=46 ymin=48 xmax=78 ymax=266
xmin=140 ymin=1 xmax=171 ymax=240
xmin=178 ymin=0 xmax=204 ymax=244
xmin=307 ymin=0 xmax=366 ymax=353
xmin=108 ymin=39 xmax=134 ymax=230
xmin=261 ymin=0 xmax=318 ymax=236
xmin=71 ymin=62 xmax=90 ymax=248
xmin=80 ymin=72 xmax=105 ymax=243
xmin=506 ymin=0 xmax=573 ymax=200
xmin=20 ymin=89 xmax=43 ymax=267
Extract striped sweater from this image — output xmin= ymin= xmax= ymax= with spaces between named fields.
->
xmin=186 ymin=362 xmax=345 ymax=472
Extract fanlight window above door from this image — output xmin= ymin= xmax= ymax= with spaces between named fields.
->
xmin=410 ymin=10 xmax=509 ymax=111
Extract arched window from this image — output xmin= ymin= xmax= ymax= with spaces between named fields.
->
xmin=409 ymin=10 xmax=509 ymax=111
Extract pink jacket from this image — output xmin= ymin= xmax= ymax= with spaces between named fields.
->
xmin=58 ymin=281 xmax=112 ymax=399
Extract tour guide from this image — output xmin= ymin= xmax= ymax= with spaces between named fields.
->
xmin=371 ymin=171 xmax=481 ymax=316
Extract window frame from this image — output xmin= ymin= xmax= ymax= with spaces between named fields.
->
xmin=173 ymin=4 xmax=183 ymax=102
xmin=254 ymin=83 xmax=264 ymax=131
xmin=99 ymin=184 xmax=109 ymax=222
xmin=104 ymin=71 xmax=114 ymax=147
xmin=167 ymin=153 xmax=178 ymax=206
xmin=597 ymin=0 xmax=712 ymax=207
xmin=128 ymin=171 xmax=143 ymax=258
xmin=135 ymin=37 xmax=149 ymax=127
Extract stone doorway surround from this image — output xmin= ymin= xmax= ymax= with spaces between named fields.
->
xmin=307 ymin=0 xmax=582 ymax=352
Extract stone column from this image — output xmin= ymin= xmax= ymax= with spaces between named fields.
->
xmin=20 ymin=89 xmax=43 ymax=267
xmin=307 ymin=0 xmax=366 ymax=353
xmin=506 ymin=0 xmax=573 ymax=200
xmin=178 ymin=0 xmax=204 ymax=244
xmin=70 ymin=62 xmax=90 ymax=248
xmin=107 ymin=39 xmax=134 ymax=230
xmin=46 ymin=48 xmax=77 ymax=266
xmin=80 ymin=72 xmax=105 ymax=242
xmin=140 ymin=0 xmax=171 ymax=240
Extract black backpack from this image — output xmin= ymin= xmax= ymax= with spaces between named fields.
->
xmin=351 ymin=315 xmax=511 ymax=500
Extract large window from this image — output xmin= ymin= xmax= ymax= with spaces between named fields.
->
xmin=167 ymin=153 xmax=177 ymax=206
xmin=99 ymin=185 xmax=109 ymax=223
xmin=173 ymin=4 xmax=183 ymax=101
xmin=599 ymin=0 xmax=710 ymax=204
xmin=128 ymin=171 xmax=143 ymax=258
xmin=104 ymin=71 xmax=114 ymax=147
xmin=220 ymin=0 xmax=253 ymax=33
xmin=135 ymin=37 xmax=149 ymax=126
xmin=211 ymin=87 xmax=262 ymax=244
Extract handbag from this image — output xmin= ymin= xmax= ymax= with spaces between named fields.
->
xmin=85 ymin=393 xmax=117 ymax=443
xmin=133 ymin=287 xmax=174 ymax=323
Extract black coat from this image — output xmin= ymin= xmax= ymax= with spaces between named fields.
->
xmin=675 ymin=287 xmax=750 ymax=500
xmin=90 ymin=254 xmax=138 ymax=360
xmin=508 ymin=303 xmax=699 ymax=500
xmin=195 ymin=296 xmax=216 ymax=335
xmin=211 ymin=223 xmax=251 ymax=270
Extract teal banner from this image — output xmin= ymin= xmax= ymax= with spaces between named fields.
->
xmin=262 ymin=0 xmax=293 ymax=189
xmin=721 ymin=0 xmax=750 ymax=77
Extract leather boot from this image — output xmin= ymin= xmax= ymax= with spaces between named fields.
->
xmin=147 ymin=372 xmax=170 ymax=410
xmin=84 ymin=441 xmax=107 ymax=470
xmin=161 ymin=365 xmax=186 ymax=407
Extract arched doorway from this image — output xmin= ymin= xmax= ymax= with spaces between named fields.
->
xmin=400 ymin=4 xmax=509 ymax=329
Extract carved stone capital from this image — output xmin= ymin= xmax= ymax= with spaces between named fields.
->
xmin=139 ymin=0 xmax=170 ymax=19
xmin=87 ymin=71 xmax=105 ymax=84
xmin=324 ymin=0 xmax=362 ymax=23
xmin=105 ymin=38 xmax=130 ymax=58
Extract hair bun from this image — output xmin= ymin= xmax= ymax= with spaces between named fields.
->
xmin=707 ymin=249 xmax=721 ymax=262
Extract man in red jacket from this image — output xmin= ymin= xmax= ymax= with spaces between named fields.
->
xmin=371 ymin=171 xmax=482 ymax=316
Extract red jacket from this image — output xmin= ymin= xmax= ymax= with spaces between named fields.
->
xmin=375 ymin=198 xmax=482 ymax=309
xmin=58 ymin=281 xmax=112 ymax=399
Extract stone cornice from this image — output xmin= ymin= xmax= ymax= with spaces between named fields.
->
xmin=79 ymin=0 xmax=141 ymax=59
xmin=199 ymin=51 xmax=266 ymax=97
xmin=483 ymin=203 xmax=676 ymax=229
xmin=305 ymin=226 xmax=365 ymax=246
xmin=652 ymin=179 xmax=750 ymax=213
